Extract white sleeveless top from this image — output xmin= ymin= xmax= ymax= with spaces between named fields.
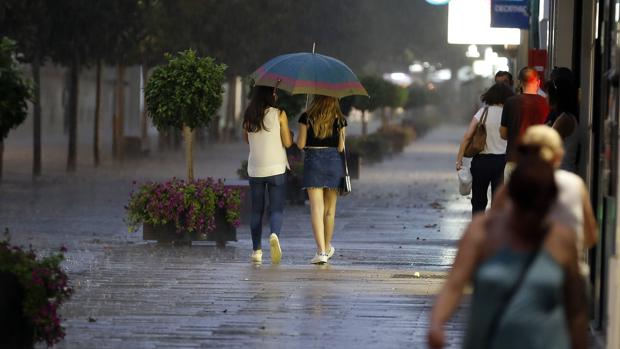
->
xmin=474 ymin=105 xmax=507 ymax=155
xmin=247 ymin=107 xmax=289 ymax=178
xmin=549 ymin=169 xmax=587 ymax=275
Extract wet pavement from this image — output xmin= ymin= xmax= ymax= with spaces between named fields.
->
xmin=1 ymin=125 xmax=472 ymax=349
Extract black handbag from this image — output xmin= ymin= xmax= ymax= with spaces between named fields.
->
xmin=340 ymin=141 xmax=352 ymax=196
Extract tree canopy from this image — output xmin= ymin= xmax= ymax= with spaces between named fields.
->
xmin=145 ymin=49 xmax=226 ymax=131
xmin=0 ymin=37 xmax=32 ymax=140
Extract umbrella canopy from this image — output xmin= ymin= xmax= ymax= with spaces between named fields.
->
xmin=251 ymin=52 xmax=368 ymax=98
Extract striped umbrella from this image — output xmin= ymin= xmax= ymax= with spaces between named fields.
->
xmin=250 ymin=52 xmax=368 ymax=98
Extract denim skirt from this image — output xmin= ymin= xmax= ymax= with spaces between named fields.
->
xmin=303 ymin=147 xmax=344 ymax=189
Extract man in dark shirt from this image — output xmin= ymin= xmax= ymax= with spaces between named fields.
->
xmin=500 ymin=67 xmax=550 ymax=163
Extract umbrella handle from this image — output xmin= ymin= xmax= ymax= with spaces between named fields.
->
xmin=273 ymin=79 xmax=281 ymax=98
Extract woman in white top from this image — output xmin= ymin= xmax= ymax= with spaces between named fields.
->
xmin=492 ymin=125 xmax=598 ymax=278
xmin=243 ymin=86 xmax=292 ymax=264
xmin=521 ymin=125 xmax=597 ymax=277
xmin=456 ymin=83 xmax=515 ymax=215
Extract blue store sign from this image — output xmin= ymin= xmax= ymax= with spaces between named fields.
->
xmin=491 ymin=0 xmax=530 ymax=29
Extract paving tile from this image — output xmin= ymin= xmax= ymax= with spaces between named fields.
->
xmin=1 ymin=125 xmax=473 ymax=348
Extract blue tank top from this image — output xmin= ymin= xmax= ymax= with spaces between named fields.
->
xmin=463 ymin=248 xmax=569 ymax=349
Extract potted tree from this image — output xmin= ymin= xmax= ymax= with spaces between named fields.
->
xmin=0 ymin=233 xmax=73 ymax=348
xmin=137 ymin=49 xmax=240 ymax=245
xmin=352 ymin=76 xmax=383 ymax=137
xmin=0 ymin=37 xmax=32 ymax=181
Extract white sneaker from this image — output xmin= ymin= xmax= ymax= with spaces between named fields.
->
xmin=311 ymin=252 xmax=328 ymax=264
xmin=269 ymin=233 xmax=282 ymax=264
xmin=251 ymin=249 xmax=262 ymax=263
xmin=327 ymin=245 xmax=335 ymax=260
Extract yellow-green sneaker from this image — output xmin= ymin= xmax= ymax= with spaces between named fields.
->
xmin=269 ymin=233 xmax=282 ymax=264
xmin=251 ymin=249 xmax=262 ymax=263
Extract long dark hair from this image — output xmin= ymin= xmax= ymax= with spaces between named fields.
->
xmin=545 ymin=76 xmax=579 ymax=120
xmin=243 ymin=85 xmax=276 ymax=132
xmin=481 ymin=83 xmax=514 ymax=105
xmin=508 ymin=145 xmax=558 ymax=241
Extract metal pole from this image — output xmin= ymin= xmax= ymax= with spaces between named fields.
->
xmin=306 ymin=42 xmax=317 ymax=109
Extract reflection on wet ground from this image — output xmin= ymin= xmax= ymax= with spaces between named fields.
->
xmin=2 ymin=125 xmax=471 ymax=348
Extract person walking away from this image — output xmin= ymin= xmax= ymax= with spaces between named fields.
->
xmin=493 ymin=125 xmax=598 ymax=278
xmin=243 ymin=86 xmax=292 ymax=264
xmin=428 ymin=146 xmax=587 ymax=349
xmin=297 ymin=95 xmax=347 ymax=265
xmin=457 ymin=83 xmax=514 ymax=215
xmin=500 ymin=66 xmax=549 ymax=177
xmin=523 ymin=125 xmax=596 ymax=277
xmin=545 ymin=75 xmax=580 ymax=172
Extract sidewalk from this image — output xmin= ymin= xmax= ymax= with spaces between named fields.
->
xmin=1 ymin=124 xmax=472 ymax=349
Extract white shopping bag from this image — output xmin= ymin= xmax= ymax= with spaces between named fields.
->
xmin=458 ymin=158 xmax=472 ymax=196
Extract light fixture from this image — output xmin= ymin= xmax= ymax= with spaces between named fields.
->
xmin=465 ymin=45 xmax=480 ymax=58
xmin=425 ymin=0 xmax=450 ymax=5
xmin=409 ymin=63 xmax=424 ymax=73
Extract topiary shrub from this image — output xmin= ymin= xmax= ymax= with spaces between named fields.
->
xmin=145 ymin=49 xmax=226 ymax=181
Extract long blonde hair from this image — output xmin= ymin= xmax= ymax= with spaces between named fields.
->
xmin=306 ymin=95 xmax=345 ymax=139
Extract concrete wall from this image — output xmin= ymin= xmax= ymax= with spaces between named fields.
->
xmin=6 ymin=63 xmax=143 ymax=150
xmin=5 ymin=62 xmax=237 ymax=159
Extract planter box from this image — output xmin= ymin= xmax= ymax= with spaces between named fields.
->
xmin=348 ymin=152 xmax=361 ymax=179
xmin=223 ymin=179 xmax=251 ymax=225
xmin=143 ymin=208 xmax=236 ymax=245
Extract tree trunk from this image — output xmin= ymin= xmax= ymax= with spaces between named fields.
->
xmin=0 ymin=139 xmax=4 ymax=181
xmin=140 ymin=64 xmax=149 ymax=152
xmin=173 ymin=128 xmax=181 ymax=150
xmin=32 ymin=53 xmax=42 ymax=177
xmin=223 ymin=75 xmax=237 ymax=142
xmin=113 ymin=65 xmax=126 ymax=160
xmin=66 ymin=56 xmax=80 ymax=172
xmin=380 ymin=107 xmax=389 ymax=129
xmin=183 ymin=125 xmax=194 ymax=181
xmin=158 ymin=128 xmax=168 ymax=152
xmin=362 ymin=110 xmax=368 ymax=136
xmin=93 ymin=60 xmax=102 ymax=167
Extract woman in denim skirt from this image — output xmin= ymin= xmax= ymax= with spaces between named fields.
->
xmin=297 ymin=95 xmax=347 ymax=264
xmin=243 ymin=86 xmax=292 ymax=264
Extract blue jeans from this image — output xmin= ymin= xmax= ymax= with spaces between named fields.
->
xmin=249 ymin=173 xmax=286 ymax=250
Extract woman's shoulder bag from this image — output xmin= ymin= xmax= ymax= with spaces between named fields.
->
xmin=464 ymin=107 xmax=489 ymax=158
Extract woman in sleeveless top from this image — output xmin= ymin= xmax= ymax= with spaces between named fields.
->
xmin=521 ymin=125 xmax=597 ymax=277
xmin=428 ymin=147 xmax=587 ymax=349
xmin=297 ymin=95 xmax=347 ymax=265
xmin=494 ymin=125 xmax=598 ymax=278
xmin=243 ymin=86 xmax=292 ymax=264
xmin=456 ymin=83 xmax=514 ymax=214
